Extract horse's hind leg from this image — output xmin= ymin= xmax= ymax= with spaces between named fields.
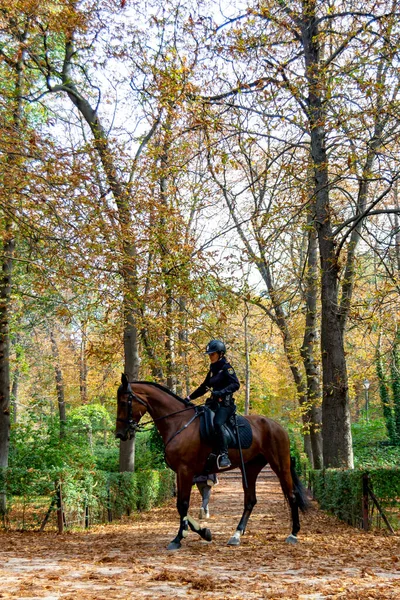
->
xmin=167 ymin=471 xmax=212 ymax=550
xmin=269 ymin=456 xmax=300 ymax=544
xmin=227 ymin=457 xmax=266 ymax=546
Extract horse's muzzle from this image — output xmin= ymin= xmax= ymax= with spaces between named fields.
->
xmin=115 ymin=431 xmax=128 ymax=441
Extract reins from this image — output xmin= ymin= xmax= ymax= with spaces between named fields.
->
xmin=118 ymin=383 xmax=199 ymax=442
xmin=164 ymin=409 xmax=200 ymax=448
xmin=128 ymin=406 xmax=197 ymax=433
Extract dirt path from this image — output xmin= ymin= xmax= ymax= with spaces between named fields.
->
xmin=0 ymin=473 xmax=400 ymax=599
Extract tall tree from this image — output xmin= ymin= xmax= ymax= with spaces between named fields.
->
xmin=193 ymin=0 xmax=400 ymax=466
xmin=0 ymin=5 xmax=30 ymax=511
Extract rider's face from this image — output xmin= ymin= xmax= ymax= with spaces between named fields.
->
xmin=208 ymin=351 xmax=220 ymax=363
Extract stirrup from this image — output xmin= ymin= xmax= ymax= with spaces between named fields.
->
xmin=217 ymin=453 xmax=231 ymax=469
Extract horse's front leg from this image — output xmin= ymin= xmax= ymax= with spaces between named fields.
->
xmin=167 ymin=470 xmax=212 ymax=550
xmin=228 ymin=459 xmax=264 ymax=546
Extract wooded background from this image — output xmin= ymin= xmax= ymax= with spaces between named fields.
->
xmin=1 ymin=0 xmax=400 ymax=511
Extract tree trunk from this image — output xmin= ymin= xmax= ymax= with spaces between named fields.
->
xmin=120 ymin=277 xmax=140 ymax=473
xmin=79 ymin=320 xmax=88 ymax=404
xmin=140 ymin=251 xmax=164 ymax=381
xmin=177 ymin=297 xmax=190 ymax=397
xmin=11 ymin=367 xmax=19 ymax=424
xmin=119 ymin=437 xmax=135 ymax=473
xmin=140 ymin=323 xmax=165 ymax=380
xmin=0 ymin=32 xmax=26 ymax=514
xmin=50 ymin=329 xmax=66 ymax=437
xmin=302 ymin=0 xmax=353 ymax=467
xmin=244 ymin=305 xmax=251 ymax=415
xmin=300 ymin=205 xmax=323 ymax=469
xmin=0 ymin=225 xmax=14 ymax=514
xmin=159 ymin=133 xmax=176 ymax=393
xmin=391 ymin=327 xmax=400 ymax=441
xmin=376 ymin=334 xmax=396 ymax=444
xmin=395 ymin=183 xmax=400 ymax=274
xmin=11 ymin=332 xmax=21 ymax=424
xmin=165 ymin=292 xmax=176 ymax=392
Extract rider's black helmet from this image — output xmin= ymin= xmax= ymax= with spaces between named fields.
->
xmin=205 ymin=339 xmax=226 ymax=354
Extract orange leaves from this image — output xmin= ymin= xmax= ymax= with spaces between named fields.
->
xmin=1 ymin=477 xmax=400 ymax=598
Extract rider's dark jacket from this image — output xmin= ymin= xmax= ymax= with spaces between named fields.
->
xmin=188 ymin=357 xmax=240 ymax=410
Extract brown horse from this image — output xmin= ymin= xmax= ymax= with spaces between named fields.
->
xmin=115 ymin=375 xmax=309 ymax=550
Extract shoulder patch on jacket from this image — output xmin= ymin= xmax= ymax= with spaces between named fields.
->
xmin=228 ymin=368 xmax=235 ymax=374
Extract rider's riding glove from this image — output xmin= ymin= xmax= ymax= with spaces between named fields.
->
xmin=221 ymin=393 xmax=232 ymax=407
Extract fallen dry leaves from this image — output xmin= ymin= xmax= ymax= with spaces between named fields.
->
xmin=0 ymin=472 xmax=399 ymax=599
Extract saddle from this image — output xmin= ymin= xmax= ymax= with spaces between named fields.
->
xmin=197 ymin=405 xmax=253 ymax=450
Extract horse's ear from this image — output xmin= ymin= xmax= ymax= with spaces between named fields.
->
xmin=121 ymin=373 xmax=128 ymax=388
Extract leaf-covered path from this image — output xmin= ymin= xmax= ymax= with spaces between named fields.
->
xmin=1 ymin=473 xmax=399 ymax=599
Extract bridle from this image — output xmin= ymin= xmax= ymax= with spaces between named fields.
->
xmin=116 ymin=381 xmax=198 ymax=443
xmin=116 ymin=382 xmax=148 ymax=436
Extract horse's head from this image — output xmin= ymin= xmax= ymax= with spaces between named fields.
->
xmin=115 ymin=374 xmax=148 ymax=441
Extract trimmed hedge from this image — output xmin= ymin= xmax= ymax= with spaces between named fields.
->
xmin=310 ymin=469 xmax=363 ymax=527
xmin=310 ymin=468 xmax=400 ymax=530
xmin=0 ymin=466 xmax=176 ymax=529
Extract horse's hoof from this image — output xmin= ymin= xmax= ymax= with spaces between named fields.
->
xmin=227 ymin=536 xmax=240 ymax=546
xmin=285 ymin=534 xmax=298 ymax=544
xmin=200 ymin=527 xmax=212 ymax=542
xmin=167 ymin=541 xmax=182 ymax=550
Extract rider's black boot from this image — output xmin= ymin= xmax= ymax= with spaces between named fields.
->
xmin=218 ymin=452 xmax=231 ymax=469
xmin=216 ymin=429 xmax=231 ymax=469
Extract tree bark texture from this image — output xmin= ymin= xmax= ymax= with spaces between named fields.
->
xmin=80 ymin=321 xmax=88 ymax=404
xmin=300 ymin=211 xmax=323 ymax=469
xmin=0 ymin=227 xmax=13 ymax=514
xmin=50 ymin=329 xmax=66 ymax=437
xmin=177 ymin=297 xmax=190 ymax=397
xmin=244 ymin=305 xmax=251 ymax=416
xmin=159 ymin=133 xmax=177 ymax=393
xmin=301 ymin=0 xmax=353 ymax=467
xmin=11 ymin=367 xmax=18 ymax=424
xmin=395 ymin=183 xmax=400 ymax=274
xmin=0 ymin=31 xmax=26 ymax=513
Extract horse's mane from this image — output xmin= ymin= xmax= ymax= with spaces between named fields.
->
xmin=131 ymin=381 xmax=194 ymax=407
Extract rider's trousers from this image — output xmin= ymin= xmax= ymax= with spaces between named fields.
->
xmin=213 ymin=405 xmax=234 ymax=454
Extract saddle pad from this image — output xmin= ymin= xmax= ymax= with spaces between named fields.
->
xmin=198 ymin=406 xmax=253 ymax=450
xmin=231 ymin=415 xmax=253 ymax=449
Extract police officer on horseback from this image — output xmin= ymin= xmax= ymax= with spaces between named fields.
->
xmin=187 ymin=340 xmax=240 ymax=469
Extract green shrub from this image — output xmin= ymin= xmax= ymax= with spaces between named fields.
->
xmin=352 ymin=418 xmax=388 ymax=449
xmin=134 ymin=469 xmax=175 ymax=511
xmin=135 ymin=429 xmax=166 ymax=471
xmin=366 ymin=468 xmax=400 ymax=507
xmin=287 ymin=427 xmax=311 ymax=482
xmin=4 ymin=404 xmax=173 ymax=529
xmin=354 ymin=444 xmax=400 ymax=469
xmin=310 ymin=469 xmax=363 ymax=527
xmin=310 ymin=468 xmax=400 ymax=530
xmin=107 ymin=471 xmax=137 ymax=517
xmin=1 ymin=466 xmax=175 ymax=530
xmin=93 ymin=445 xmax=119 ymax=472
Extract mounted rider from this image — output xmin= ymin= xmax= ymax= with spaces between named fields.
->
xmin=187 ymin=339 xmax=240 ymax=469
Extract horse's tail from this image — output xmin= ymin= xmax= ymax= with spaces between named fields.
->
xmin=290 ymin=456 xmax=311 ymax=513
